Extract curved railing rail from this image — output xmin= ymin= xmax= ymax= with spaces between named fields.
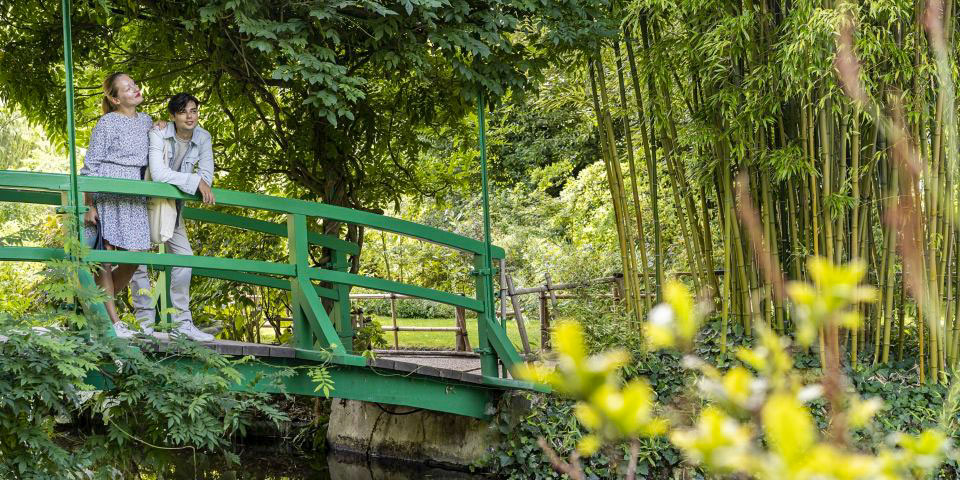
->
xmin=0 ymin=170 xmax=520 ymax=382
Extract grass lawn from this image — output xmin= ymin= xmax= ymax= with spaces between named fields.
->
xmin=248 ymin=314 xmax=551 ymax=352
xmin=370 ymin=314 xmax=545 ymax=351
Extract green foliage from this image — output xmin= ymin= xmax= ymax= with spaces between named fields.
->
xmin=487 ymin=393 xmax=683 ymax=479
xmin=352 ymin=316 xmax=389 ymax=352
xmin=356 ymin=298 xmax=455 ymax=319
xmin=0 ymin=0 xmax=614 ymax=214
xmin=0 ymin=221 xmax=288 ymax=477
xmin=517 ymin=259 xmax=951 ymax=479
xmin=309 ymin=366 xmax=335 ymax=399
xmin=0 ymin=325 xmax=103 ymax=478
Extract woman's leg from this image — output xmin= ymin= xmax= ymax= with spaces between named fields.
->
xmin=112 ymin=263 xmax=139 ymax=295
xmin=95 ymin=262 xmax=121 ymax=324
xmin=99 ymin=242 xmax=138 ymax=325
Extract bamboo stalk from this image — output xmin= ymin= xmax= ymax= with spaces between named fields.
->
xmin=614 ymin=37 xmax=653 ymax=313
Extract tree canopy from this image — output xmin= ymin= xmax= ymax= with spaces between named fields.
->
xmin=0 ymin=0 xmax=612 ymax=226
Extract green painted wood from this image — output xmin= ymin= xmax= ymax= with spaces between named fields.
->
xmin=307 ymin=268 xmax=484 ymax=312
xmin=78 ymin=268 xmax=114 ymax=337
xmin=0 ymin=252 xmax=517 ymax=367
xmin=160 ymin=243 xmax=173 ymax=328
xmin=191 ymin=268 xmax=292 ymax=291
xmin=0 ymin=246 xmax=289 ymax=278
xmin=182 ymin=207 xmax=359 ymax=255
xmin=0 ymin=171 xmax=505 ymax=258
xmin=0 ymin=247 xmax=340 ymax=302
xmin=288 ymin=214 xmax=313 ymax=350
xmin=293 ymin=349 xmax=367 ymax=367
xmin=289 ymin=279 xmax=311 ymax=350
xmin=0 ymin=188 xmax=60 ymax=205
xmin=481 ymin=375 xmax=549 ymax=393
xmin=84 ymin=250 xmax=296 ymax=276
xmin=94 ymin=356 xmax=494 ymax=418
xmin=0 ymin=170 xmax=533 ymax=413
xmin=0 ymin=247 xmax=65 ymax=262
xmin=190 ymin=268 xmax=340 ymax=300
xmin=61 ymin=0 xmax=84 ymax=246
xmin=0 ymin=186 xmax=360 ymax=255
xmin=296 ymin=275 xmax=347 ymax=354
xmin=0 ymin=171 xmax=70 ymax=191
xmin=474 ymin=254 xmax=499 ymax=377
xmin=330 ymin=250 xmax=353 ymax=351
xmin=481 ymin=315 xmax=522 ymax=372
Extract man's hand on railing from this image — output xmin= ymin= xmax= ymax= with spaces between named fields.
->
xmin=197 ymin=179 xmax=215 ymax=205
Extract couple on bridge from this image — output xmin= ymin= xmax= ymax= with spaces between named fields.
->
xmin=80 ymin=72 xmax=214 ymax=342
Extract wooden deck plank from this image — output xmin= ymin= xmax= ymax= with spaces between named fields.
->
xmin=147 ymin=338 xmax=487 ymax=384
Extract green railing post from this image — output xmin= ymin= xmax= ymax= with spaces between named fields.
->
xmin=287 ymin=214 xmax=313 ymax=350
xmin=474 ymin=253 xmax=499 ymax=377
xmin=60 ymin=0 xmax=84 ymax=244
xmin=331 ymin=250 xmax=353 ymax=352
xmin=476 ymin=92 xmax=501 ymax=378
xmin=154 ymin=244 xmax=173 ymax=330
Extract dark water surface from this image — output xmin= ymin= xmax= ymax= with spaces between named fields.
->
xmin=142 ymin=448 xmax=485 ymax=479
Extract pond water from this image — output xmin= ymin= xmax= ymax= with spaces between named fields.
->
xmin=139 ymin=447 xmax=485 ymax=479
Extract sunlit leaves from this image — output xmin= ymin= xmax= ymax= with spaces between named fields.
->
xmin=644 ymin=279 xmax=701 ymax=350
xmin=787 ymin=257 xmax=878 ymax=347
xmin=670 ymin=406 xmax=753 ymax=473
xmin=515 ymin=321 xmax=666 ymax=456
xmin=528 ymin=256 xmax=949 ymax=478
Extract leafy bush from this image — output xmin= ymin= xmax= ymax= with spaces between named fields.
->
xmin=515 ymin=261 xmax=952 ymax=479
xmin=0 ymin=228 xmax=288 ymax=477
xmin=354 ymin=298 xmax=455 ymax=319
xmin=487 ymin=393 xmax=683 ymax=479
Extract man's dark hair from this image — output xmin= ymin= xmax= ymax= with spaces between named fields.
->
xmin=167 ymin=93 xmax=201 ymax=115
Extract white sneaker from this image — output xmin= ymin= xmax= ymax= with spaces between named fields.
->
xmin=113 ymin=322 xmax=138 ymax=339
xmin=173 ymin=321 xmax=214 ymax=342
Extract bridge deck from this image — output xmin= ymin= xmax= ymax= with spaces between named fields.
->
xmin=142 ymin=338 xmax=490 ymax=385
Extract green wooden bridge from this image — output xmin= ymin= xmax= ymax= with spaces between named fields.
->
xmin=0 ymin=170 xmax=541 ymax=419
xmin=0 ymin=0 xmax=540 ymax=420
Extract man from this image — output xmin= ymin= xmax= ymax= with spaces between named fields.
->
xmin=131 ymin=93 xmax=215 ymax=341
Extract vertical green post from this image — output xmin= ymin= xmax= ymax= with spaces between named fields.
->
xmin=477 ymin=93 xmax=499 ymax=378
xmin=332 ymin=250 xmax=354 ymax=352
xmin=61 ymin=0 xmax=83 ymax=244
xmin=153 ymin=244 xmax=173 ymax=330
xmin=288 ymin=214 xmax=313 ymax=350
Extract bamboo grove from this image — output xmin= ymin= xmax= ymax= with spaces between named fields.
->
xmin=585 ymin=0 xmax=960 ymax=383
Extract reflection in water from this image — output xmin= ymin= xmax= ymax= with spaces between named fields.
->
xmin=327 ymin=451 xmax=482 ymax=480
xmin=141 ymin=448 xmax=484 ymax=479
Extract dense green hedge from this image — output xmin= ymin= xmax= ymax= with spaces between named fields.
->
xmin=354 ymin=298 xmax=456 ymax=319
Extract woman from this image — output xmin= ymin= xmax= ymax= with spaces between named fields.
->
xmin=81 ymin=72 xmax=153 ymax=338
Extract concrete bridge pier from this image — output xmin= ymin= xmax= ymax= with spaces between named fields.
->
xmin=326 ymin=393 xmax=530 ymax=469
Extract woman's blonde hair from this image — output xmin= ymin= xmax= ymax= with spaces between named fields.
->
xmin=101 ymin=72 xmax=127 ymax=114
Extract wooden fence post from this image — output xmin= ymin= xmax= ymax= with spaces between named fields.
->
xmin=544 ymin=272 xmax=559 ymax=308
xmin=538 ymin=290 xmax=551 ymax=351
xmin=389 ymin=293 xmax=399 ymax=349
xmin=455 ymin=306 xmax=471 ymax=352
xmin=613 ymin=275 xmax=624 ymax=304
xmin=499 ymin=259 xmax=508 ymax=326
xmin=506 ymin=274 xmax=532 ymax=355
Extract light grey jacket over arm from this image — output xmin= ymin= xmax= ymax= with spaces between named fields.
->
xmin=147 ymin=124 xmax=214 ymax=195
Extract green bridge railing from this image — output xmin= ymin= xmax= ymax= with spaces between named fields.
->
xmin=0 ymin=170 xmax=523 ymax=387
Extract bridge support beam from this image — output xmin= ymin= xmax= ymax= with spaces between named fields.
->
xmin=87 ymin=354 xmax=499 ymax=419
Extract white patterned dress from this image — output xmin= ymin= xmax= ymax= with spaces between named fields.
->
xmin=80 ymin=112 xmax=153 ymax=251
